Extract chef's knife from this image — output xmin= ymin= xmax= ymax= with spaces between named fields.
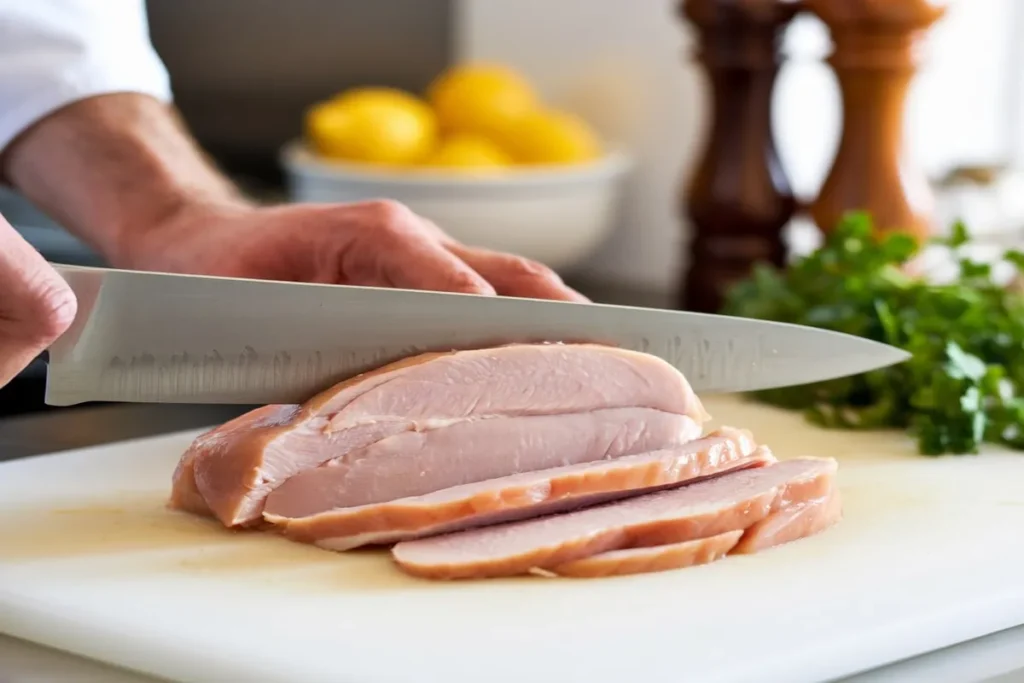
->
xmin=43 ymin=264 xmax=911 ymax=406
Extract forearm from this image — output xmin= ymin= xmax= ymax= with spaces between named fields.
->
xmin=1 ymin=93 xmax=252 ymax=267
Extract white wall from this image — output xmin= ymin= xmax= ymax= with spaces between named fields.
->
xmin=456 ymin=0 xmax=1020 ymax=292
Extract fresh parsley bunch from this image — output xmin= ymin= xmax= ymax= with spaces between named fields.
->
xmin=722 ymin=211 xmax=1024 ymax=455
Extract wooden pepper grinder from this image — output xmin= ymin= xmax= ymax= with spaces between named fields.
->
xmin=805 ymin=0 xmax=947 ymax=240
xmin=678 ymin=0 xmax=800 ymax=313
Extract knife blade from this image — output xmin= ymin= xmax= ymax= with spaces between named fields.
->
xmin=43 ymin=264 xmax=910 ymax=406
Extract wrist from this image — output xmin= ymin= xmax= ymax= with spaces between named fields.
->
xmin=112 ymin=187 xmax=253 ymax=271
xmin=115 ymin=194 xmax=254 ymax=272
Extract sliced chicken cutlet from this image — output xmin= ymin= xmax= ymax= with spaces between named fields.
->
xmin=547 ymin=530 xmax=744 ymax=578
xmin=548 ymin=486 xmax=843 ymax=578
xmin=391 ymin=455 xmax=837 ymax=580
xmin=262 ymin=408 xmax=709 ymax=521
xmin=169 ymin=343 xmax=709 ymax=527
xmin=267 ymin=427 xmax=773 ymax=550
xmin=732 ymin=485 xmax=843 ymax=554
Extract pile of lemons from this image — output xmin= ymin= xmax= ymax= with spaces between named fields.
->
xmin=304 ymin=63 xmax=603 ymax=173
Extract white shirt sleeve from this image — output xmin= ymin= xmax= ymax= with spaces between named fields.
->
xmin=0 ymin=0 xmax=172 ymax=152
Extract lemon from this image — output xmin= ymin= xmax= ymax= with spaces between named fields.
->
xmin=305 ymin=87 xmax=438 ymax=165
xmin=421 ymin=134 xmax=513 ymax=172
xmin=500 ymin=109 xmax=602 ymax=166
xmin=329 ymin=86 xmax=420 ymax=110
xmin=426 ymin=63 xmax=538 ymax=138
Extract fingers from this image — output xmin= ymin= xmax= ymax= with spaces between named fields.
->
xmin=446 ymin=243 xmax=590 ymax=302
xmin=0 ymin=216 xmax=78 ymax=388
xmin=340 ymin=201 xmax=496 ymax=295
xmin=333 ymin=200 xmax=587 ymax=302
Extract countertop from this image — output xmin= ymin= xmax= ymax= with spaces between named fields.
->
xmin=2 ymin=616 xmax=1024 ymax=683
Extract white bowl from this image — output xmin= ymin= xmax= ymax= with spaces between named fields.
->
xmin=279 ymin=141 xmax=633 ymax=271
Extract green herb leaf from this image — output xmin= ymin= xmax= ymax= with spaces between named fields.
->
xmin=948 ymin=219 xmax=970 ymax=248
xmin=722 ymin=212 xmax=1024 ymax=455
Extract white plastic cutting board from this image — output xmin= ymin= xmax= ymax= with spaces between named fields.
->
xmin=1 ymin=396 xmax=1023 ymax=683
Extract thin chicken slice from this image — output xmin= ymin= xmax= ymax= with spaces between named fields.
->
xmin=733 ymin=486 xmax=843 ymax=554
xmin=269 ymin=427 xmax=771 ymax=550
xmin=547 ymin=530 xmax=743 ymax=578
xmin=391 ymin=455 xmax=836 ymax=580
xmin=262 ymin=408 xmax=706 ymax=522
xmin=548 ymin=486 xmax=843 ymax=578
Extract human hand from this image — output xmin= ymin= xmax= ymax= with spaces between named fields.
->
xmin=118 ymin=200 xmax=588 ymax=302
xmin=0 ymin=216 xmax=77 ymax=389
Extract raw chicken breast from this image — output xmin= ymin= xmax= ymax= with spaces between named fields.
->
xmin=262 ymin=408 xmax=705 ymax=520
xmin=268 ymin=427 xmax=772 ymax=550
xmin=169 ymin=344 xmax=708 ymax=527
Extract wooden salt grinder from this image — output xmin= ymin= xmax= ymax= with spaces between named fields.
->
xmin=805 ymin=0 xmax=947 ymax=240
xmin=677 ymin=0 xmax=799 ymax=313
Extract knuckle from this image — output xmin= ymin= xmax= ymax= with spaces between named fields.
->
xmin=447 ymin=270 xmax=487 ymax=293
xmin=507 ymin=255 xmax=558 ymax=279
xmin=365 ymin=199 xmax=413 ymax=228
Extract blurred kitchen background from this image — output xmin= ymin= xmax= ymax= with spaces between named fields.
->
xmin=4 ymin=0 xmax=1024 ymax=417
xmin=7 ymin=0 xmax=1024 ymax=290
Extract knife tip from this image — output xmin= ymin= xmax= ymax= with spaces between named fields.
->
xmin=873 ymin=341 xmax=913 ymax=367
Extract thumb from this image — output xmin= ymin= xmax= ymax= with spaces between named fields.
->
xmin=0 ymin=217 xmax=78 ymax=388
